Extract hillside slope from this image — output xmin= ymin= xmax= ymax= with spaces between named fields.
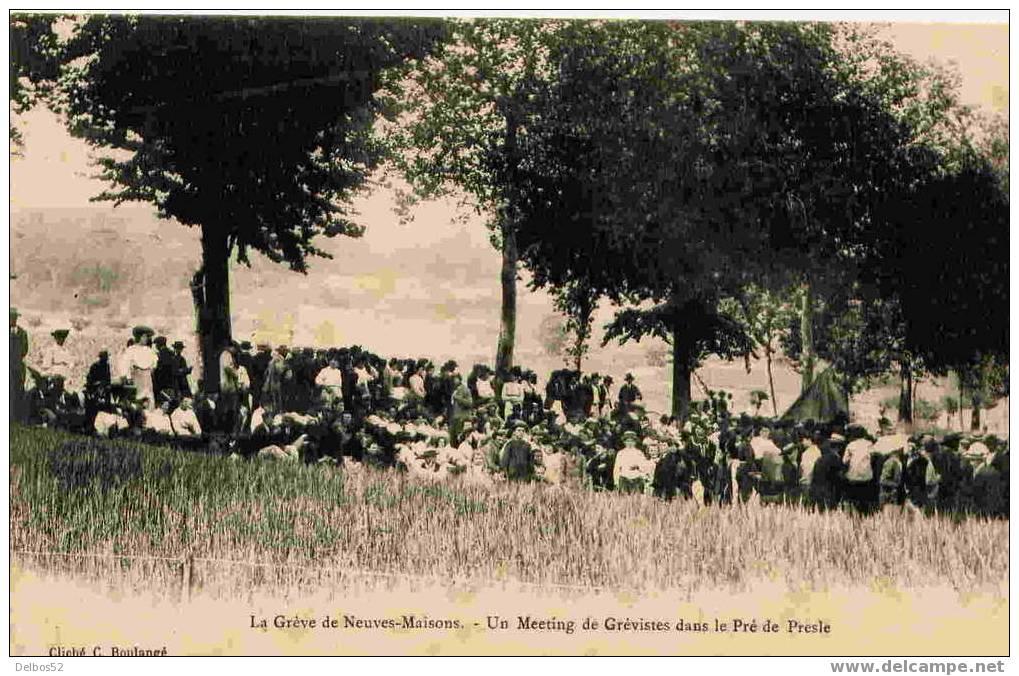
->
xmin=9 ymin=204 xmax=1005 ymax=433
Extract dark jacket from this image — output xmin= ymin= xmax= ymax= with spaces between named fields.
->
xmin=810 ymin=448 xmax=845 ymax=510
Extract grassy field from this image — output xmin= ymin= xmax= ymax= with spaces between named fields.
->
xmin=9 ymin=425 xmax=1008 ymax=599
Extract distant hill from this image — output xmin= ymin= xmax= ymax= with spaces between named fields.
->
xmin=9 ymin=204 xmax=1006 ymax=433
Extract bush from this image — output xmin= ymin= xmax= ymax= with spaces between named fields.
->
xmin=913 ymin=398 xmax=941 ymax=422
xmin=879 ymin=396 xmax=900 ymax=415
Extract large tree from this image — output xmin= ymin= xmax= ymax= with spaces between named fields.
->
xmin=511 ymin=21 xmax=913 ymax=420
xmin=10 ymin=14 xmax=62 ymax=151
xmin=55 ymin=16 xmax=444 ymax=391
xmin=386 ymin=18 xmax=570 ymax=385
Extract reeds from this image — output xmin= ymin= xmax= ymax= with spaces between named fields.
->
xmin=10 ymin=426 xmax=1008 ymax=598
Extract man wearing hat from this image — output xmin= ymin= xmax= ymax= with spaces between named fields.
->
xmin=84 ymin=349 xmax=113 ymax=422
xmin=235 ymin=340 xmax=255 ymax=384
xmin=150 ymin=336 xmax=175 ymax=405
xmin=878 ymin=440 xmax=906 ymax=511
xmin=10 ymin=308 xmax=29 ymax=422
xmin=262 ymin=345 xmax=293 ymax=413
xmin=170 ymin=341 xmax=193 ymax=399
xmin=449 ymin=372 xmax=474 ymax=446
xmin=618 ymin=373 xmax=642 ymax=415
xmin=809 ymin=437 xmax=845 ymax=512
xmin=577 ymin=374 xmax=595 ymax=419
xmin=968 ymin=441 xmax=1006 ymax=517
xmin=248 ymin=343 xmax=272 ymax=409
xmin=599 ymin=376 xmax=613 ymax=415
xmin=36 ymin=327 xmax=76 ymax=391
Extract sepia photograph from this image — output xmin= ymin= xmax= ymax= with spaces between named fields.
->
xmin=8 ymin=10 xmax=1009 ymax=660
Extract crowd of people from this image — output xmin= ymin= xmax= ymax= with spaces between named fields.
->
xmin=9 ymin=310 xmax=1009 ymax=518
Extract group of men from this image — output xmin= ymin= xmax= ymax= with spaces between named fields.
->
xmin=9 ymin=310 xmax=1007 ymax=518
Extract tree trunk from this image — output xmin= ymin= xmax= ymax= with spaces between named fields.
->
xmin=494 ymin=106 xmax=520 ymax=388
xmin=766 ymin=346 xmax=778 ymax=416
xmin=196 ymin=226 xmax=233 ymax=394
xmin=897 ymin=361 xmax=913 ymax=424
xmin=670 ymin=322 xmax=692 ymax=423
xmin=494 ymin=220 xmax=517 ymax=382
xmin=971 ymin=403 xmax=982 ymax=431
xmin=958 ymin=379 xmax=965 ymax=431
xmin=800 ymin=282 xmax=815 ymax=393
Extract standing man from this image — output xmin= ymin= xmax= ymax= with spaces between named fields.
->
xmin=577 ymin=374 xmax=595 ymax=418
xmin=315 ymin=358 xmax=345 ymax=412
xmin=500 ymin=370 xmax=525 ymax=421
xmin=10 ymin=308 xmax=29 ymax=423
xmin=151 ymin=336 xmax=175 ymax=405
xmin=449 ymin=373 xmax=474 ymax=446
xmin=797 ymin=429 xmax=822 ymax=507
xmin=234 ymin=341 xmax=256 ymax=405
xmin=810 ymin=437 xmax=845 ymax=512
xmin=218 ymin=343 xmax=249 ymax=434
xmin=249 ymin=343 xmax=273 ymax=409
xmin=618 ymin=373 xmax=642 ymax=415
xmin=499 ymin=420 xmax=536 ymax=482
xmin=84 ymin=349 xmax=112 ymax=422
xmin=474 ymin=367 xmax=495 ymax=409
xmin=879 ymin=443 xmax=906 ymax=512
xmin=590 ymin=374 xmax=603 ymax=417
xmin=262 ymin=345 xmax=292 ymax=413
xmin=170 ymin=341 xmax=193 ymax=399
xmin=408 ymin=362 xmax=427 ymax=415
xmin=600 ymin=376 xmax=613 ymax=416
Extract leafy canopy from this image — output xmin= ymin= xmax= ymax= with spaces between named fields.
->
xmin=60 ymin=15 xmax=446 ymax=268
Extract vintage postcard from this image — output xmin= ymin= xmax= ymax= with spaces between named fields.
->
xmin=8 ymin=10 xmax=1009 ymax=661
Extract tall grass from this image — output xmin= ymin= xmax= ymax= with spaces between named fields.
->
xmin=10 ymin=425 xmax=1008 ymax=598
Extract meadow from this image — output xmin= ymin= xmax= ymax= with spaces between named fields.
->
xmin=9 ymin=425 xmax=1008 ymax=600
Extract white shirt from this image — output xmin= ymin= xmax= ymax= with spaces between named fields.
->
xmin=614 ymin=445 xmax=654 ymax=485
xmin=476 ymin=378 xmax=495 ymax=401
xmin=171 ymin=407 xmax=202 ymax=437
xmin=219 ymin=351 xmax=249 ymax=392
xmin=799 ymin=444 xmax=821 ymax=486
xmin=37 ymin=343 xmax=76 ymax=389
xmin=502 ymin=381 xmax=524 ymax=403
xmin=94 ymin=411 xmax=129 ymax=437
xmin=409 ymin=374 xmax=426 ymax=398
xmin=845 ymin=439 xmax=875 ymax=482
xmin=119 ymin=344 xmax=157 ymax=380
xmin=143 ymin=409 xmax=174 ymax=434
xmin=315 ymin=366 xmax=345 ymax=390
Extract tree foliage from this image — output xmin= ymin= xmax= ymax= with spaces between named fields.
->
xmin=52 ymin=15 xmax=445 ymax=390
xmin=385 ymin=18 xmax=572 ymax=378
xmin=508 ymin=21 xmax=917 ymax=418
xmin=61 ymin=16 xmax=445 ymax=269
xmin=10 ymin=13 xmax=62 ymax=149
xmin=551 ymin=280 xmax=600 ymax=372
